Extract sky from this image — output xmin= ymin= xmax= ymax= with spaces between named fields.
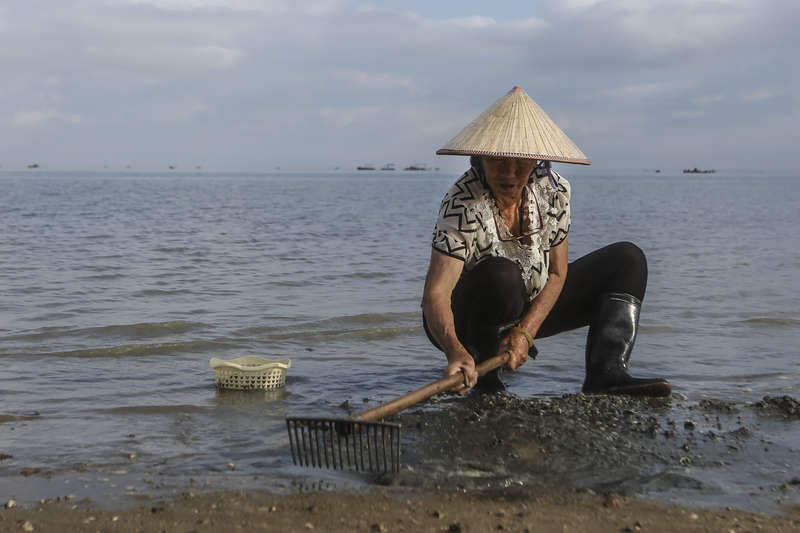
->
xmin=0 ymin=0 xmax=797 ymax=174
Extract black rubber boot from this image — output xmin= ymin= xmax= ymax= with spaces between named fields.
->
xmin=582 ymin=293 xmax=671 ymax=397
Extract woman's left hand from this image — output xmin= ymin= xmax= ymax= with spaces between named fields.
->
xmin=497 ymin=329 xmax=532 ymax=371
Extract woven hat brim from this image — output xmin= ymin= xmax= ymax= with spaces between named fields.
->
xmin=435 ymin=148 xmax=591 ymax=165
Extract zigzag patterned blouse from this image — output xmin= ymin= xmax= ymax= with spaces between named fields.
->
xmin=431 ymin=165 xmax=571 ymax=300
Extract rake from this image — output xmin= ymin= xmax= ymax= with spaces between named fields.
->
xmin=286 ymin=351 xmax=510 ymax=473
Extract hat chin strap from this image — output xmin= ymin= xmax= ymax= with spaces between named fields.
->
xmin=537 ymin=160 xmax=557 ymax=188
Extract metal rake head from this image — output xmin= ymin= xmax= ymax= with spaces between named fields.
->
xmin=286 ymin=417 xmax=401 ymax=473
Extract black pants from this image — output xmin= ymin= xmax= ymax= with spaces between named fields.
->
xmin=423 ymin=241 xmax=647 ymax=362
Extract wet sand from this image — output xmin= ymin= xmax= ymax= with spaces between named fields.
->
xmin=3 ymin=393 xmax=800 ymax=531
xmin=3 ymin=486 xmax=800 ymax=532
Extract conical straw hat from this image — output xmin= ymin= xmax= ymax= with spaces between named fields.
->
xmin=436 ymin=86 xmax=590 ymax=165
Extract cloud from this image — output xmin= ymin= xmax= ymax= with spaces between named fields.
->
xmin=738 ymin=88 xmax=775 ymax=102
xmin=11 ymin=109 xmax=82 ymax=128
xmin=319 ymin=105 xmax=385 ymax=128
xmin=690 ymin=94 xmax=725 ymax=106
xmin=86 ymin=44 xmax=242 ymax=75
xmin=0 ymin=0 xmax=796 ymax=171
xmin=443 ymin=15 xmax=495 ymax=29
xmin=330 ymin=68 xmax=416 ymax=90
xmin=606 ymin=81 xmax=686 ymax=99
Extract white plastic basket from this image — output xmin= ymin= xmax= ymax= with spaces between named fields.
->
xmin=210 ymin=356 xmax=291 ymax=390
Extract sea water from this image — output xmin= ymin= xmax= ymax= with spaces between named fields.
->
xmin=1 ymin=169 xmax=798 ymax=509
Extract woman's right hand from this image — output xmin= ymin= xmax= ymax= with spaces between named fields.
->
xmin=445 ymin=348 xmax=477 ymax=395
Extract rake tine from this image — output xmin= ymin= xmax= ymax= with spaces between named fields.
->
xmin=357 ymin=425 xmax=365 ymax=472
xmin=394 ymin=426 xmax=400 ymax=472
xmin=328 ymin=421 xmax=339 ymax=470
xmin=334 ymin=424 xmax=342 ymax=470
xmin=308 ymin=421 xmax=318 ymax=468
xmin=381 ymin=424 xmax=387 ymax=472
xmin=315 ymin=421 xmax=326 ymax=468
xmin=321 ymin=421 xmax=331 ymax=469
xmin=286 ymin=419 xmax=297 ymax=465
xmin=295 ymin=421 xmax=306 ymax=466
xmin=367 ymin=425 xmax=375 ymax=472
xmin=295 ymin=420 xmax=306 ymax=466
xmin=344 ymin=426 xmax=352 ymax=469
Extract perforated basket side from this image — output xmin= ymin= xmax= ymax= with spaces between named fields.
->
xmin=214 ymin=366 xmax=287 ymax=390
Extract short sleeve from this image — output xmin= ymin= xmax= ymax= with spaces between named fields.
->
xmin=548 ymin=172 xmax=571 ymax=247
xmin=431 ymin=193 xmax=469 ymax=261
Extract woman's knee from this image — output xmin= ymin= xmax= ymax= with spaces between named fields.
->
xmin=606 ymin=241 xmax=647 ymax=299
xmin=609 ymin=241 xmax=647 ymax=270
xmin=453 ymin=256 xmax=527 ymax=319
xmin=470 ymin=256 xmax=525 ymax=292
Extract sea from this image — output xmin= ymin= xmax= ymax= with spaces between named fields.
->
xmin=1 ymin=168 xmax=798 ymax=510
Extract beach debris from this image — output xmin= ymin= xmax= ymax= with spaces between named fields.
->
xmin=684 ymin=420 xmax=697 ymax=430
xmin=688 ymin=512 xmax=699 ymax=520
xmin=5 ymin=499 xmax=15 ymax=509
xmin=227 ymin=462 xmax=235 ymax=470
xmin=754 ymin=395 xmax=800 ymax=418
xmin=603 ymin=493 xmax=622 ymax=508
xmin=304 ymin=522 xmax=314 ymax=529
xmin=125 ymin=453 xmax=137 ymax=460
xmin=0 ymin=454 xmax=12 ymax=461
xmin=19 ymin=468 xmax=40 ymax=477
xmin=448 ymin=523 xmax=463 ymax=533
xmin=370 ymin=523 xmax=387 ymax=532
xmin=21 ymin=521 xmax=34 ymax=531
xmin=432 ymin=510 xmax=445 ymax=519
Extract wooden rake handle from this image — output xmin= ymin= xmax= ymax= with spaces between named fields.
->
xmin=353 ymin=351 xmax=512 ymax=423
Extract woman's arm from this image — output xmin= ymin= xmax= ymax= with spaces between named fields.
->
xmin=498 ymin=235 xmax=569 ymax=370
xmin=421 ymin=249 xmax=478 ymax=394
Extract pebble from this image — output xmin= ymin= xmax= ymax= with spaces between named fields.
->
xmin=689 ymin=512 xmax=699 ymax=520
xmin=684 ymin=420 xmax=697 ymax=430
xmin=433 ymin=510 xmax=445 ymax=519
xmin=227 ymin=462 xmax=235 ymax=470
xmin=371 ymin=523 xmax=387 ymax=532
xmin=304 ymin=522 xmax=314 ymax=529
xmin=22 ymin=521 xmax=34 ymax=532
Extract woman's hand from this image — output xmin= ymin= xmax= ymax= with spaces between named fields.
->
xmin=497 ymin=329 xmax=532 ymax=371
xmin=444 ymin=347 xmax=478 ymax=395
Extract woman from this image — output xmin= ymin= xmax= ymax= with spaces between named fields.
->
xmin=422 ymin=86 xmax=670 ymax=396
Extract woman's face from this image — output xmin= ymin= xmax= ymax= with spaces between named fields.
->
xmin=481 ymin=157 xmax=536 ymax=201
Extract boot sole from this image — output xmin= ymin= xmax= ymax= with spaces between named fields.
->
xmin=583 ymin=380 xmax=672 ymax=398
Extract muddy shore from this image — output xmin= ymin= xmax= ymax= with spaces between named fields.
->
xmin=3 ymin=393 xmax=800 ymax=531
xmin=3 ymin=486 xmax=800 ymax=532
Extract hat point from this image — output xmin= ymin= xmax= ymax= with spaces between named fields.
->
xmin=512 ymin=85 xmax=521 ymax=91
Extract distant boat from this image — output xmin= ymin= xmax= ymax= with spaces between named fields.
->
xmin=683 ymin=168 xmax=715 ymax=174
xmin=27 ymin=163 xmax=40 ymax=169
xmin=380 ymin=163 xmax=395 ymax=171
xmin=403 ymin=164 xmax=426 ymax=171
xmin=357 ymin=165 xmax=376 ymax=170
